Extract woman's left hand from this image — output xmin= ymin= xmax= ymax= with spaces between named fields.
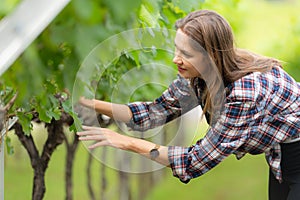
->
xmin=77 ymin=125 xmax=130 ymax=150
xmin=77 ymin=126 xmax=170 ymax=166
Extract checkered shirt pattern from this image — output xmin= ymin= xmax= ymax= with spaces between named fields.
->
xmin=126 ymin=66 xmax=300 ymax=183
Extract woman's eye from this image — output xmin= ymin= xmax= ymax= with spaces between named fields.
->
xmin=183 ymin=52 xmax=193 ymax=58
xmin=174 ymin=47 xmax=193 ymax=58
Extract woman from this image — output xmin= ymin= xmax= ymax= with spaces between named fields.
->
xmin=78 ymin=10 xmax=300 ymax=199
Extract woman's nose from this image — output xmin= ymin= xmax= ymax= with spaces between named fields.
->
xmin=173 ymin=55 xmax=183 ymax=65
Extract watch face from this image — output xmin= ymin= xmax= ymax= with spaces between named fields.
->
xmin=150 ymin=149 xmax=159 ymax=159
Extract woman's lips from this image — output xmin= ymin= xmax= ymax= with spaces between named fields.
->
xmin=177 ymin=66 xmax=187 ymax=73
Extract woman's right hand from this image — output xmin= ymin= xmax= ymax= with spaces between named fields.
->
xmin=77 ymin=97 xmax=132 ymax=123
xmin=79 ymin=97 xmax=95 ymax=109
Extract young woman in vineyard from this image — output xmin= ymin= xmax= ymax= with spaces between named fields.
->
xmin=78 ymin=10 xmax=300 ymax=200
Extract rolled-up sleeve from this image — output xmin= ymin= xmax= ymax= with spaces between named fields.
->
xmin=168 ymin=128 xmax=241 ymax=183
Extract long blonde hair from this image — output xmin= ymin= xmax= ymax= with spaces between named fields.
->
xmin=175 ymin=10 xmax=281 ymax=123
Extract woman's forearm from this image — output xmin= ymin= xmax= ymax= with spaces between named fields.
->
xmin=79 ymin=97 xmax=133 ymax=123
xmin=126 ymin=136 xmax=170 ymax=166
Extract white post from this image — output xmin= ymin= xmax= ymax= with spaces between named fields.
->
xmin=0 ymin=0 xmax=71 ymax=75
xmin=0 ymin=117 xmax=18 ymax=200
xmin=0 ymin=136 xmax=4 ymax=200
xmin=0 ymin=0 xmax=71 ymax=199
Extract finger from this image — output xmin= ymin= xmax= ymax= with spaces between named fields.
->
xmin=76 ymin=131 xmax=99 ymax=136
xmin=78 ymin=134 xmax=106 ymax=140
xmin=88 ymin=141 xmax=108 ymax=149
xmin=79 ymin=96 xmax=86 ymax=101
xmin=99 ymin=128 xmax=113 ymax=133
xmin=82 ymin=125 xmax=101 ymax=131
xmin=79 ymin=136 xmax=103 ymax=141
xmin=79 ymin=97 xmax=91 ymax=104
xmin=77 ymin=127 xmax=104 ymax=135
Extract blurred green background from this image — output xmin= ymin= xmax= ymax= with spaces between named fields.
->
xmin=2 ymin=0 xmax=300 ymax=199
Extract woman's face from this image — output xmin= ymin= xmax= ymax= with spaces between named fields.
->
xmin=173 ymin=29 xmax=206 ymax=79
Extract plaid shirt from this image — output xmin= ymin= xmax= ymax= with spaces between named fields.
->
xmin=126 ymin=66 xmax=300 ymax=183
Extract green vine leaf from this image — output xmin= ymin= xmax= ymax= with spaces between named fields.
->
xmin=0 ymin=86 xmax=15 ymax=106
xmin=36 ymin=104 xmax=52 ymax=123
xmin=47 ymin=107 xmax=61 ymax=121
xmin=139 ymin=4 xmax=160 ymax=27
xmin=62 ymin=99 xmax=83 ymax=132
xmin=16 ymin=112 xmax=33 ymax=136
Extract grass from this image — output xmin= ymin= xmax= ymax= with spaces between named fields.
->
xmin=4 ymin=132 xmax=269 ymax=200
xmin=144 ymin=154 xmax=268 ymax=200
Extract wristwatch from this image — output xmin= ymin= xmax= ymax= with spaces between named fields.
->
xmin=150 ymin=144 xmax=160 ymax=160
